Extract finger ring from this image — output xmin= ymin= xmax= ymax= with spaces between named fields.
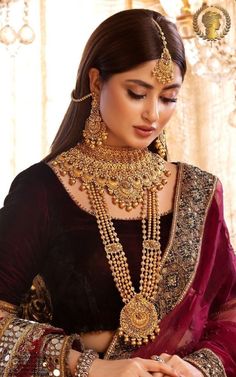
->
xmin=151 ymin=355 xmax=165 ymax=363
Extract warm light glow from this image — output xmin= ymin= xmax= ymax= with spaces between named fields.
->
xmin=160 ymin=0 xmax=202 ymax=19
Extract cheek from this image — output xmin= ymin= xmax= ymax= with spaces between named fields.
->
xmin=159 ymin=105 xmax=176 ymax=125
xmin=99 ymin=88 xmax=126 ymax=123
xmin=100 ymin=88 xmax=138 ymax=125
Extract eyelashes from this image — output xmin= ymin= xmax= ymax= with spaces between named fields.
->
xmin=127 ymin=89 xmax=177 ymax=103
xmin=128 ymin=89 xmax=146 ymax=100
xmin=161 ymin=97 xmax=178 ymax=103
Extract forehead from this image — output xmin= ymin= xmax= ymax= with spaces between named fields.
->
xmin=111 ymin=60 xmax=182 ymax=88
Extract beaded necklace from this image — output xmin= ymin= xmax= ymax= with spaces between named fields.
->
xmin=52 ymin=143 xmax=171 ymax=346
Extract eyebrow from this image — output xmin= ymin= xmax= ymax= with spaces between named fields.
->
xmin=125 ymin=79 xmax=181 ymax=90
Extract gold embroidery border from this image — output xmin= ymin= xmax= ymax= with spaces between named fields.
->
xmin=155 ymin=163 xmax=216 ymax=320
xmin=184 ymin=348 xmax=227 ymax=377
xmin=0 ymin=300 xmax=18 ymax=315
xmin=159 ymin=162 xmax=183 ymax=270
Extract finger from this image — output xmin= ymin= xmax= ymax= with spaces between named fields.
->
xmin=142 ymin=359 xmax=179 ymax=376
xmin=160 ymin=353 xmax=172 ymax=363
xmin=140 ymin=372 xmax=153 ymax=377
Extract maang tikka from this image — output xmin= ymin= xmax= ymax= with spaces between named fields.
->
xmin=152 ymin=20 xmax=174 ymax=84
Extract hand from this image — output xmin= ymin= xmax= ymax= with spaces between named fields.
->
xmin=89 ymin=357 xmax=181 ymax=377
xmin=152 ymin=353 xmax=204 ymax=377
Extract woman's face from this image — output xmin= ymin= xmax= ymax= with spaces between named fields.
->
xmin=90 ymin=60 xmax=182 ymax=149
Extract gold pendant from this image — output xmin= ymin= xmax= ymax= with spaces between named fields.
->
xmin=119 ymin=294 xmax=160 ymax=346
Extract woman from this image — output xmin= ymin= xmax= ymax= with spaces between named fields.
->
xmin=0 ymin=8 xmax=235 ymax=377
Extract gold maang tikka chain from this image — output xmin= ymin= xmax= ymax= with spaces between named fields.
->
xmin=52 ymin=144 xmax=171 ymax=347
xmin=152 ymin=20 xmax=174 ymax=84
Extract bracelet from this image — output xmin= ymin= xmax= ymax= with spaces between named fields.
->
xmin=75 ymin=349 xmax=99 ymax=377
xmin=42 ymin=333 xmax=81 ymax=377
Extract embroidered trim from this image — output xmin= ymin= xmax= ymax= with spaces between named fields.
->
xmin=0 ymin=300 xmax=18 ymax=315
xmin=184 ymin=348 xmax=227 ymax=377
xmin=19 ymin=274 xmax=53 ymax=323
xmin=0 ymin=316 xmax=79 ymax=376
xmin=0 ymin=318 xmax=48 ymax=376
xmin=104 ymin=331 xmax=134 ymax=361
xmin=155 ymin=163 xmax=216 ymax=320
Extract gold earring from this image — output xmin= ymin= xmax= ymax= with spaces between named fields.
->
xmin=155 ymin=130 xmax=167 ymax=159
xmin=83 ymin=94 xmax=108 ymax=148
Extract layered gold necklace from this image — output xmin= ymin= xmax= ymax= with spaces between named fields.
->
xmin=52 ymin=143 xmax=171 ymax=347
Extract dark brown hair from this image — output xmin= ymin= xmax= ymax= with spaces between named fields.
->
xmin=45 ymin=9 xmax=186 ymax=161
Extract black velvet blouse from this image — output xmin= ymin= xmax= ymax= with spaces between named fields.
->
xmin=0 ymin=163 xmax=172 ymax=334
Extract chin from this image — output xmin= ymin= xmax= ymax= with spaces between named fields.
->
xmin=127 ymin=139 xmax=153 ymax=150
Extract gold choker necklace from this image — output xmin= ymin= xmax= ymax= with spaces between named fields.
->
xmin=52 ymin=143 xmax=171 ymax=346
xmin=53 ymin=143 xmax=170 ymax=212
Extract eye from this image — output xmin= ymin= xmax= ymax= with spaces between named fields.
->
xmin=160 ymin=97 xmax=178 ymax=104
xmin=127 ymin=89 xmax=146 ymax=100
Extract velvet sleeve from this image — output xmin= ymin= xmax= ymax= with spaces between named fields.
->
xmin=0 ymin=166 xmax=83 ymax=376
xmin=184 ymin=180 xmax=236 ymax=376
xmin=0 ymin=166 xmax=50 ymax=305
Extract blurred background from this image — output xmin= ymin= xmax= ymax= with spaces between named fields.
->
xmin=0 ymin=0 xmax=236 ymax=247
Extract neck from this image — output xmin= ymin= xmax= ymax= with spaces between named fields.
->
xmin=78 ymin=142 xmax=152 ymax=163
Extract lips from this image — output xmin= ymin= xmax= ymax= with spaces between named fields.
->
xmin=133 ymin=125 xmax=156 ymax=132
xmin=133 ymin=125 xmax=156 ymax=138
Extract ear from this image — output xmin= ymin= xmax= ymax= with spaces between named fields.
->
xmin=88 ymin=68 xmax=102 ymax=95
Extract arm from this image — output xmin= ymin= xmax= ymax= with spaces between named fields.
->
xmin=0 ymin=166 xmax=82 ymax=376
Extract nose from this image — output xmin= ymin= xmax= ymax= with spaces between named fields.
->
xmin=142 ymin=99 xmax=159 ymax=124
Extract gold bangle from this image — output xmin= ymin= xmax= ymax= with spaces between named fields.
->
xmin=74 ymin=349 xmax=99 ymax=377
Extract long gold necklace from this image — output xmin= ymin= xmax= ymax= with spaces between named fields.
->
xmin=52 ymin=143 xmax=171 ymax=346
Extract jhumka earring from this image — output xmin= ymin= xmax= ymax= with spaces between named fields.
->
xmin=83 ymin=94 xmax=108 ymax=148
xmin=155 ymin=130 xmax=167 ymax=159
xmin=152 ymin=20 xmax=174 ymax=84
xmin=71 ymin=90 xmax=108 ymax=148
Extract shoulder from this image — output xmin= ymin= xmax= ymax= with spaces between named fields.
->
xmin=5 ymin=162 xmax=55 ymax=206
xmin=12 ymin=161 xmax=54 ymax=185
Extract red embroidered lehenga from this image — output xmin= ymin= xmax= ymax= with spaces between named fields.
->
xmin=0 ymin=161 xmax=235 ymax=376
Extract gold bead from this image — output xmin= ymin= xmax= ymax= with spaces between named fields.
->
xmin=119 ymin=202 xmax=126 ymax=209
xmin=161 ymin=178 xmax=168 ymax=185
xmin=69 ymin=178 xmax=76 ymax=185
xmin=124 ymin=335 xmax=129 ymax=343
xmin=155 ymin=324 xmax=160 ymax=332
xmin=150 ymin=334 xmax=156 ymax=341
xmin=126 ymin=206 xmax=133 ymax=212
xmin=131 ymin=338 xmax=136 ymax=346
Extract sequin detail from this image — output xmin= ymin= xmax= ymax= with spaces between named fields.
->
xmin=155 ymin=163 xmax=216 ymax=319
xmin=184 ymin=348 xmax=227 ymax=376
